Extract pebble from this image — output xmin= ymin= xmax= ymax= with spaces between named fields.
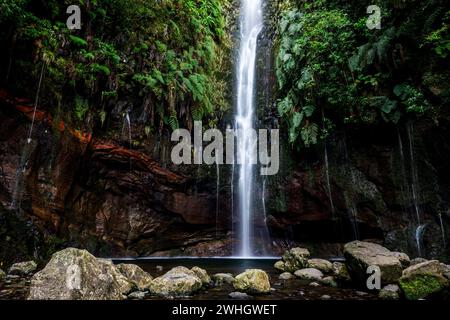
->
xmin=128 ymin=291 xmax=146 ymax=300
xmin=320 ymin=295 xmax=331 ymax=300
xmin=228 ymin=292 xmax=253 ymax=300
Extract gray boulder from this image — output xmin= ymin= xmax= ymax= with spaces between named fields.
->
xmin=379 ymin=284 xmax=401 ymax=300
xmin=294 ymin=268 xmax=323 ymax=282
xmin=148 ymin=266 xmax=202 ymax=297
xmin=191 ymin=266 xmax=211 ymax=286
xmin=410 ymin=258 xmax=428 ymax=266
xmin=233 ymin=269 xmax=270 ymax=294
xmin=28 ymin=248 xmax=131 ymax=300
xmin=279 ymin=272 xmax=294 ymax=280
xmin=307 ymin=259 xmax=333 ymax=273
xmin=332 ymin=262 xmax=351 ymax=282
xmin=212 ymin=273 xmax=235 ymax=286
xmin=229 ymin=291 xmax=253 ymax=300
xmin=344 ymin=241 xmax=402 ymax=285
xmin=392 ymin=252 xmax=411 ymax=268
xmin=116 ymin=264 xmax=153 ymax=291
xmin=9 ymin=261 xmax=37 ymax=276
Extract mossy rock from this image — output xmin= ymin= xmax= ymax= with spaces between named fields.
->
xmin=399 ymin=260 xmax=449 ymax=300
xmin=399 ymin=274 xmax=448 ymax=300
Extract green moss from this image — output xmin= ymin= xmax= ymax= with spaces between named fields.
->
xmin=399 ymin=274 xmax=447 ymax=300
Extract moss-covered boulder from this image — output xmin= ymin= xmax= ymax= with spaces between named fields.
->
xmin=233 ymin=269 xmax=270 ymax=294
xmin=344 ymin=241 xmax=402 ymax=285
xmin=116 ymin=264 xmax=153 ymax=291
xmin=8 ymin=261 xmax=37 ymax=276
xmin=191 ymin=266 xmax=211 ymax=286
xmin=399 ymin=260 xmax=449 ymax=300
xmin=379 ymin=284 xmax=401 ymax=300
xmin=275 ymin=247 xmax=310 ymax=273
xmin=28 ymin=248 xmax=131 ymax=300
xmin=148 ymin=266 xmax=202 ymax=297
xmin=212 ymin=273 xmax=235 ymax=286
xmin=274 ymin=260 xmax=286 ymax=272
xmin=307 ymin=259 xmax=333 ymax=273
xmin=332 ymin=262 xmax=351 ymax=282
xmin=0 ymin=268 xmax=5 ymax=280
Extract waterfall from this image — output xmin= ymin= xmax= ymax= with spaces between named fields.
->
xmin=324 ymin=144 xmax=335 ymax=215
xmin=407 ymin=123 xmax=422 ymax=226
xmin=216 ymin=162 xmax=220 ymax=239
xmin=235 ymin=0 xmax=263 ymax=257
xmin=10 ymin=62 xmax=46 ymax=211
xmin=438 ymin=213 xmax=446 ymax=248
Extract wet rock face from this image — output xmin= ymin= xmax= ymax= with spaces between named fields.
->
xmin=0 ymin=96 xmax=227 ymax=260
xmin=268 ymin=123 xmax=450 ymax=261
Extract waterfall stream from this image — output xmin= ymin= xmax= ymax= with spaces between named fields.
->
xmin=235 ymin=0 xmax=263 ymax=257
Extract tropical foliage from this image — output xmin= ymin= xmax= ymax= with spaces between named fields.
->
xmin=276 ymin=0 xmax=449 ymax=148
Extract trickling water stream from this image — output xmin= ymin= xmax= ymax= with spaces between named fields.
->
xmin=234 ymin=0 xmax=263 ymax=257
xmin=10 ymin=62 xmax=46 ymax=211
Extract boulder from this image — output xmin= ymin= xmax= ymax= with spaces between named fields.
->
xmin=344 ymin=241 xmax=402 ymax=285
xmin=148 ymin=266 xmax=202 ymax=297
xmin=127 ymin=291 xmax=146 ymax=300
xmin=392 ymin=252 xmax=411 ymax=268
xmin=294 ymin=268 xmax=323 ymax=282
xmin=8 ymin=261 xmax=37 ymax=276
xmin=116 ymin=264 xmax=153 ymax=291
xmin=399 ymin=260 xmax=449 ymax=300
xmin=282 ymin=248 xmax=310 ymax=272
xmin=279 ymin=272 xmax=294 ymax=280
xmin=332 ymin=262 xmax=351 ymax=282
xmin=410 ymin=258 xmax=428 ymax=266
xmin=233 ymin=269 xmax=270 ymax=294
xmin=0 ymin=268 xmax=5 ymax=280
xmin=274 ymin=261 xmax=286 ymax=272
xmin=191 ymin=266 xmax=211 ymax=286
xmin=28 ymin=248 xmax=131 ymax=300
xmin=379 ymin=284 xmax=400 ymax=300
xmin=97 ymin=259 xmax=134 ymax=294
xmin=212 ymin=273 xmax=235 ymax=286
xmin=321 ymin=276 xmax=338 ymax=288
xmin=307 ymin=259 xmax=333 ymax=273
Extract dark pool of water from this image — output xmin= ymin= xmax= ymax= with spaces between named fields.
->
xmin=113 ymin=258 xmax=378 ymax=300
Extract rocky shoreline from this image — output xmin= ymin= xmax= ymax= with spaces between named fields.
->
xmin=1 ymin=241 xmax=449 ymax=300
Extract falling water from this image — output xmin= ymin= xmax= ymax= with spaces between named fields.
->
xmin=438 ymin=213 xmax=446 ymax=248
xmin=216 ymin=162 xmax=220 ymax=239
xmin=10 ymin=62 xmax=46 ymax=211
xmin=235 ymin=0 xmax=263 ymax=257
xmin=324 ymin=144 xmax=335 ymax=215
xmin=415 ymin=224 xmax=427 ymax=257
xmin=407 ymin=123 xmax=422 ymax=226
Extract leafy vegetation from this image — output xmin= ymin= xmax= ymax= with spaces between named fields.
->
xmin=276 ymin=0 xmax=449 ymax=148
xmin=0 ymin=0 xmax=232 ymax=132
